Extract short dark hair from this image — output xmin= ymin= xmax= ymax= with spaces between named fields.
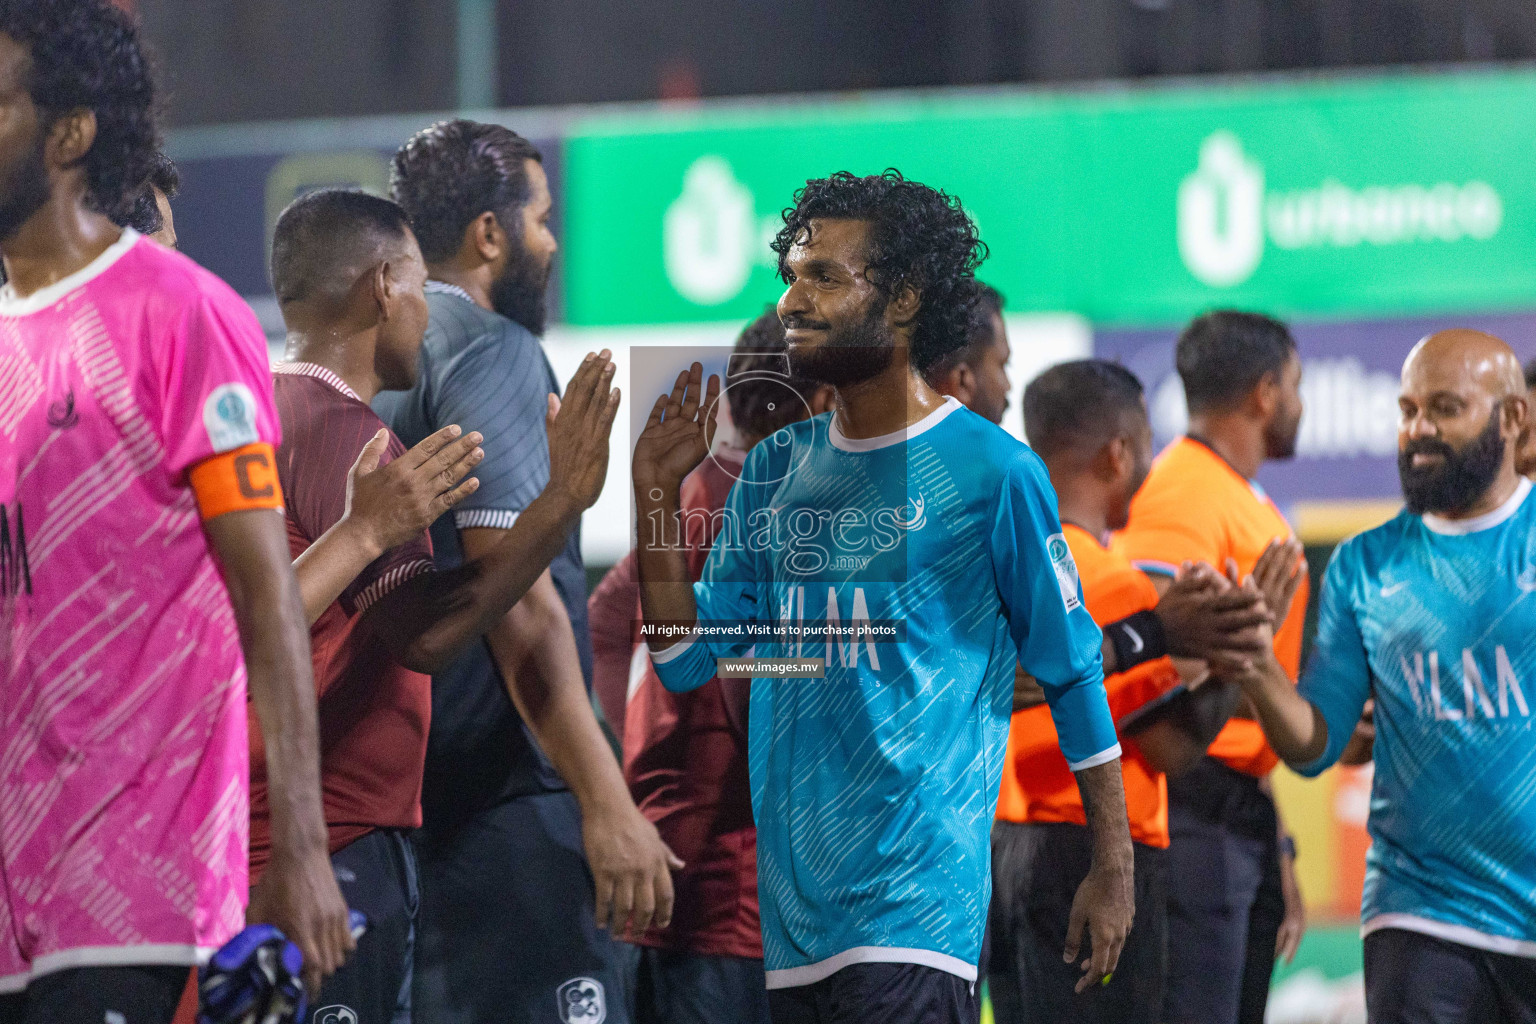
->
xmin=0 ymin=0 xmax=160 ymax=224
xmin=1524 ymin=356 xmax=1536 ymax=392
xmin=1024 ymin=359 xmax=1146 ymax=461
xmin=390 ymin=119 xmax=543 ymax=263
xmin=924 ymin=281 xmax=1005 ymax=384
xmin=270 ymin=188 xmax=414 ymax=306
xmin=1176 ymin=311 xmax=1297 ymax=414
xmin=116 ymin=150 xmax=179 ymax=235
xmin=726 ymin=307 xmax=824 ymax=441
xmin=771 ymin=170 xmax=987 ymax=373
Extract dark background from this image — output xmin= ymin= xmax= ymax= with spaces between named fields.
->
xmin=140 ymin=0 xmax=1536 ymax=126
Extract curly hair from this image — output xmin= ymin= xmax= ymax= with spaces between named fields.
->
xmin=0 ymin=0 xmax=160 ymax=224
xmin=116 ymin=150 xmax=178 ymax=235
xmin=770 ymin=170 xmax=988 ymax=373
xmin=390 ymin=119 xmax=543 ymax=263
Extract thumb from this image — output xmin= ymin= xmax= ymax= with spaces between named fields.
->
xmin=664 ymin=844 xmax=686 ymax=871
xmin=352 ymin=428 xmax=389 ymax=477
xmin=547 ymin=393 xmax=561 ymax=433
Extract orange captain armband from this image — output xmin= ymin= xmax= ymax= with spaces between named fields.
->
xmin=188 ymin=442 xmax=285 ymax=520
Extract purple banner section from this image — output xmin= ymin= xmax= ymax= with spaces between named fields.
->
xmin=171 ymin=137 xmax=562 ymax=315
xmin=1094 ymin=311 xmax=1536 ymax=511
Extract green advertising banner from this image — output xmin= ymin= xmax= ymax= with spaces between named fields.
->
xmin=564 ymin=71 xmax=1536 ymax=327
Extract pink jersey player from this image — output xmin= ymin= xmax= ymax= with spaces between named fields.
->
xmin=0 ymin=229 xmax=280 ymax=989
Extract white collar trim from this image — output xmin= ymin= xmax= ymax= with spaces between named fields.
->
xmin=828 ymin=395 xmax=963 ymax=453
xmin=0 ymin=228 xmax=139 ymax=317
xmin=1422 ymin=477 xmax=1531 ymax=535
xmin=425 ymin=279 xmax=477 ymax=306
xmin=273 ymin=361 xmax=363 ymax=402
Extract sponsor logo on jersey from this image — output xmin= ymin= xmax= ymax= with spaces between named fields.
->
xmin=1399 ymin=646 xmax=1531 ymax=721
xmin=557 ymin=977 xmax=606 ymax=1024
xmin=203 ymin=382 xmax=260 ymax=453
xmin=314 ymin=1008 xmax=358 ymax=1024
xmin=1047 ymin=533 xmax=1082 ymax=612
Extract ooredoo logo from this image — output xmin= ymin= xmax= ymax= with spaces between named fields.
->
xmin=1178 ymin=131 xmax=1504 ymax=288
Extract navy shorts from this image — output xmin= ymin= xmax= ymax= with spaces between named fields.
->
xmin=987 ymin=821 xmax=1169 ymax=1024
xmin=0 ymin=965 xmax=188 ymax=1024
xmin=1161 ymin=757 xmax=1283 ymax=1024
xmin=411 ymin=790 xmax=634 ymax=1024
xmin=1364 ymin=927 xmax=1536 ymax=1023
xmin=308 ymin=828 xmax=419 ymax=1024
xmin=766 ymin=962 xmax=978 ymax=1024
xmin=633 ymin=946 xmax=770 ymax=1024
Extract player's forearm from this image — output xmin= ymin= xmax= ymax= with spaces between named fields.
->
xmin=370 ymin=499 xmax=581 ymax=673
xmin=205 ymin=511 xmax=329 ymax=857
xmin=634 ymin=489 xmax=698 ymax=649
xmin=1074 ymin=759 xmax=1134 ymax=868
xmin=485 ymin=576 xmax=631 ymax=812
xmin=1236 ymin=654 xmax=1330 ymax=767
xmin=292 ymin=518 xmax=383 ymax=626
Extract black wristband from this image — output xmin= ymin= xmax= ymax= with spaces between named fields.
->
xmin=1107 ymin=609 xmax=1168 ymax=672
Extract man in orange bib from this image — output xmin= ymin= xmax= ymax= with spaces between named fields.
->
xmin=1112 ymin=311 xmax=1309 ymax=1024
xmin=989 ymin=359 xmax=1275 ymax=1024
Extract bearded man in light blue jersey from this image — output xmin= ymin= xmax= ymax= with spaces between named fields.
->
xmin=631 ymin=171 xmax=1135 ymax=1024
xmin=1227 ymin=329 xmax=1536 ymax=1023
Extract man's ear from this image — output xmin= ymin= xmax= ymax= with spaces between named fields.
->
xmin=371 ymin=260 xmax=392 ymax=322
xmin=1100 ymin=435 xmax=1130 ymax=481
xmin=887 ymin=281 xmax=921 ymax=330
xmin=1250 ymin=369 xmax=1280 ymax=419
xmin=467 ymin=210 xmax=503 ymax=263
xmin=1503 ymin=392 xmax=1528 ymax=435
xmin=47 ymin=108 xmax=97 ymax=170
xmin=810 ymin=385 xmax=837 ymax=415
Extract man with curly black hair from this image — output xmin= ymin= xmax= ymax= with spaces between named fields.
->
xmin=632 ymin=170 xmax=1135 ymax=1024
xmin=376 ymin=119 xmax=673 ymax=1024
xmin=115 ymin=150 xmax=180 ymax=248
xmin=0 ymin=2 xmax=353 ymax=1020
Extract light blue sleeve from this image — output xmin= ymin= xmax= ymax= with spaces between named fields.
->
xmin=650 ymin=450 xmax=766 ymax=694
xmin=990 ymin=452 xmax=1120 ymax=770
xmin=1294 ymin=544 xmax=1373 ymax=777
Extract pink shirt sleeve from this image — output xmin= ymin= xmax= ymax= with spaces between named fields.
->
xmin=158 ymin=287 xmax=281 ymax=478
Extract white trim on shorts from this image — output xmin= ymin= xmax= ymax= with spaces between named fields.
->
xmin=0 ymin=942 xmax=213 ymax=993
xmin=1363 ymin=914 xmax=1536 ymax=959
xmin=764 ymin=945 xmax=977 ymax=990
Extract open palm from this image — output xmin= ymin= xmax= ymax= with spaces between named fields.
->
xmin=633 ymin=362 xmax=720 ymax=497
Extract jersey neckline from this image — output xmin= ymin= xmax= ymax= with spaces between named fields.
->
xmin=1421 ymin=477 xmax=1531 ymax=535
xmin=0 ymin=228 xmax=140 ymax=318
xmin=273 ymin=361 xmax=364 ymax=403
xmin=828 ymin=395 xmax=963 ymax=453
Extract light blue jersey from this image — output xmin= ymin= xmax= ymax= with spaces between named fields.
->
xmin=1298 ymin=477 xmax=1536 ymax=957
xmin=650 ymin=397 xmax=1119 ymax=988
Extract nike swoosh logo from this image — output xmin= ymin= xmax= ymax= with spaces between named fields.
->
xmin=1380 ymin=582 xmax=1410 ymax=597
xmin=1123 ymin=624 xmax=1144 ymax=654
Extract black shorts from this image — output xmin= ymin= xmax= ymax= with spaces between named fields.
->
xmin=411 ymin=790 xmax=635 ymax=1024
xmin=306 ymin=827 xmax=419 ymax=1024
xmin=0 ymin=965 xmax=188 ymax=1024
xmin=987 ymin=820 xmax=1168 ymax=1024
xmin=766 ymin=962 xmax=978 ymax=1024
xmin=1364 ymin=927 xmax=1536 ymax=1023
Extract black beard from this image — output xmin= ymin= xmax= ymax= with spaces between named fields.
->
xmin=490 ymin=240 xmax=551 ymax=336
xmin=1398 ymin=410 xmax=1506 ymax=516
xmin=784 ymin=298 xmax=894 ymax=388
xmin=0 ymin=134 xmax=51 ymax=244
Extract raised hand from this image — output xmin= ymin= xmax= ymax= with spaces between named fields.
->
xmin=343 ymin=424 xmax=483 ymax=555
xmin=545 ymin=350 xmax=622 ymax=511
xmin=1157 ymin=561 xmax=1272 ymax=662
xmin=1252 ymin=538 xmax=1307 ymax=629
xmin=632 ymin=362 xmax=721 ymax=500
